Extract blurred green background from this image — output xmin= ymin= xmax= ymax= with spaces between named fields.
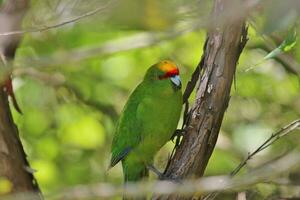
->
xmin=2 ymin=0 xmax=300 ymax=199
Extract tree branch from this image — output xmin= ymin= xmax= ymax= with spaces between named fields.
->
xmin=2 ymin=119 xmax=297 ymax=200
xmin=156 ymin=0 xmax=248 ymax=199
xmin=3 ymin=150 xmax=299 ymax=200
xmin=231 ymin=119 xmax=300 ymax=176
xmin=203 ymin=118 xmax=300 ymax=200
xmin=0 ymin=0 xmax=41 ymax=197
xmin=0 ymin=0 xmax=114 ymax=37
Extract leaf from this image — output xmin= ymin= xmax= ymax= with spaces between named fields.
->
xmin=264 ymin=27 xmax=297 ymax=60
xmin=280 ymin=28 xmax=297 ymax=51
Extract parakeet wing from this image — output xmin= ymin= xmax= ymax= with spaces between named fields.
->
xmin=110 ymin=84 xmax=146 ymax=167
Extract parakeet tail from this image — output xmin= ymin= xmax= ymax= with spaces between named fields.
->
xmin=122 ymin=161 xmax=148 ymax=200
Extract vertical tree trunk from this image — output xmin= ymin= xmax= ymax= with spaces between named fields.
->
xmin=155 ymin=0 xmax=248 ymax=199
xmin=0 ymin=91 xmax=40 ymax=194
xmin=0 ymin=0 xmax=41 ymax=197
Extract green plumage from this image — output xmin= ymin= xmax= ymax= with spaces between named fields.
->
xmin=110 ymin=60 xmax=182 ymax=184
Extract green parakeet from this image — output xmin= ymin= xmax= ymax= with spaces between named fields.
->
xmin=110 ymin=60 xmax=182 ymax=184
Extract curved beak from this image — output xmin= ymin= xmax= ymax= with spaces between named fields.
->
xmin=170 ymin=75 xmax=181 ymax=89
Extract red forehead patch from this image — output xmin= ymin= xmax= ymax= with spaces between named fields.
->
xmin=158 ymin=60 xmax=179 ymax=79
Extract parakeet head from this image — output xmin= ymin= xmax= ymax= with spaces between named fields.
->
xmin=144 ymin=60 xmax=182 ymax=89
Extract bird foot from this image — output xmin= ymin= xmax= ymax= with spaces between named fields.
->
xmin=170 ymin=129 xmax=186 ymax=145
xmin=147 ymin=164 xmax=181 ymax=183
xmin=170 ymin=129 xmax=185 ymax=141
xmin=147 ymin=164 xmax=163 ymax=178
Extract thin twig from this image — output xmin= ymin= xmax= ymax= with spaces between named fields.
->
xmin=203 ymin=119 xmax=300 ymax=200
xmin=14 ymin=67 xmax=65 ymax=86
xmin=182 ymin=38 xmax=208 ymax=104
xmin=230 ymin=119 xmax=300 ymax=176
xmin=0 ymin=0 xmax=115 ymax=36
xmin=167 ymin=38 xmax=208 ymax=166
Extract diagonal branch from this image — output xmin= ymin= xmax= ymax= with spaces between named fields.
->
xmin=231 ymin=119 xmax=300 ymax=176
xmin=203 ymin=119 xmax=300 ymax=200
xmin=0 ymin=0 xmax=115 ymax=37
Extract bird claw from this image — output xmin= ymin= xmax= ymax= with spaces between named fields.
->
xmin=170 ymin=129 xmax=186 ymax=147
xmin=171 ymin=129 xmax=184 ymax=141
xmin=147 ymin=164 xmax=163 ymax=178
xmin=147 ymin=164 xmax=181 ymax=183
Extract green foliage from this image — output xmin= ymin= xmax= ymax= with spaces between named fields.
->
xmin=7 ymin=0 xmax=300 ymax=198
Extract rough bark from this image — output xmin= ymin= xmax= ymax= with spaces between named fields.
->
xmin=0 ymin=91 xmax=40 ymax=194
xmin=0 ymin=0 xmax=41 ymax=197
xmin=155 ymin=0 xmax=248 ymax=199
